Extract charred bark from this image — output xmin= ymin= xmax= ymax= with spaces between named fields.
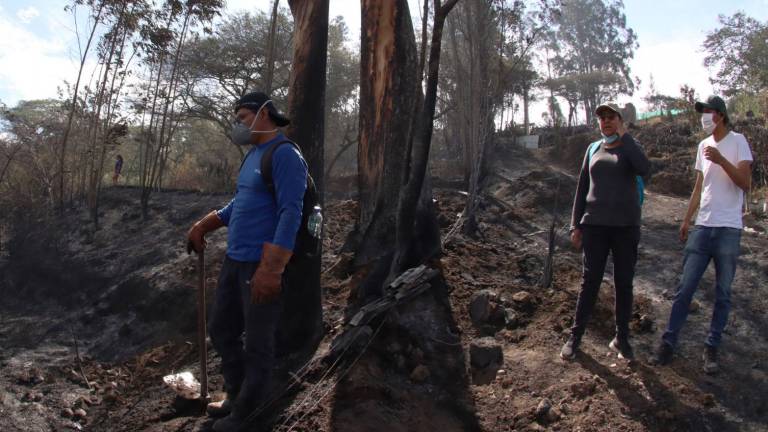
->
xmin=278 ymin=0 xmax=329 ymax=360
xmin=351 ymin=0 xmax=420 ymax=266
xmin=351 ymin=0 xmax=456 ymax=300
xmin=392 ymin=0 xmax=459 ymax=273
xmin=287 ymin=0 xmax=329 ymax=201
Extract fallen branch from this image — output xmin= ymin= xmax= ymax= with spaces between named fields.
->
xmin=441 ymin=208 xmax=466 ymax=247
xmin=70 ymin=327 xmax=93 ymax=391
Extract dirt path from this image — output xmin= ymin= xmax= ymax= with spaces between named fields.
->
xmin=456 ymin=145 xmax=768 ymax=432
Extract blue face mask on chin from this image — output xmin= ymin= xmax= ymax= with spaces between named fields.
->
xmin=602 ymin=133 xmax=619 ymax=144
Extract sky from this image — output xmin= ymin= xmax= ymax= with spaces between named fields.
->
xmin=1 ymin=0 xmax=767 ymax=123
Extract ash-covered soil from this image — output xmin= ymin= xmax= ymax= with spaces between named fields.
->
xmin=1 ymin=137 xmax=767 ymax=432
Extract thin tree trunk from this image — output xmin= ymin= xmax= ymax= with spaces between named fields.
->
xmin=0 ymin=146 xmax=21 ymax=187
xmin=523 ymin=86 xmax=530 ymax=135
xmin=87 ymin=7 xmax=125 ymax=225
xmin=264 ymin=0 xmax=280 ymax=93
xmin=417 ymin=0 xmax=429 ymax=82
xmin=58 ymin=3 xmax=104 ymax=213
xmin=325 ymin=123 xmax=356 ymax=180
xmin=142 ymin=10 xmax=190 ymax=218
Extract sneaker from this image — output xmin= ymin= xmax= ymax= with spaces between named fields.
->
xmin=207 ymin=397 xmax=234 ymax=418
xmin=703 ymin=345 xmax=719 ymax=374
xmin=649 ymin=341 xmax=673 ymax=366
xmin=560 ymin=335 xmax=581 ymax=360
xmin=609 ymin=336 xmax=635 ymax=360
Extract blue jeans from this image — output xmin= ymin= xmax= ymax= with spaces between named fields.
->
xmin=662 ymin=226 xmax=741 ymax=349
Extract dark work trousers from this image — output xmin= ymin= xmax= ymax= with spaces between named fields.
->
xmin=208 ymin=256 xmax=283 ymax=418
xmin=571 ymin=225 xmax=640 ymax=340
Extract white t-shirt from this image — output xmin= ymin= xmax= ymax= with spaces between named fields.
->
xmin=694 ymin=131 xmax=753 ymax=229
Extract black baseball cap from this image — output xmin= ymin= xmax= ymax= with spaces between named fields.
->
xmin=234 ymin=91 xmax=290 ymax=127
xmin=694 ymin=95 xmax=727 ymax=115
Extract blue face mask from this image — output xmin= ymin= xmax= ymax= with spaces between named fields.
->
xmin=602 ymin=133 xmax=619 ymax=144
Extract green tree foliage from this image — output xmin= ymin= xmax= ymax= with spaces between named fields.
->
xmin=179 ymin=8 xmax=294 ymax=141
xmin=0 ymin=100 xmax=68 ymax=209
xmin=545 ymin=0 xmax=638 ymax=124
xmin=703 ymin=12 xmax=768 ymax=94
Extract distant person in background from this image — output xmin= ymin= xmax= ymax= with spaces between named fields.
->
xmin=651 ymin=95 xmax=753 ymax=374
xmin=113 ymin=154 xmax=123 ymax=185
xmin=561 ymin=102 xmax=650 ymax=361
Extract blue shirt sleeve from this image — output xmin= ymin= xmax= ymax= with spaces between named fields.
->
xmin=217 ymin=197 xmax=234 ymax=226
xmin=271 ymin=144 xmax=308 ymax=251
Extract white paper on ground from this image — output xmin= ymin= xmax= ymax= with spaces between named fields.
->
xmin=162 ymin=371 xmax=201 ymax=399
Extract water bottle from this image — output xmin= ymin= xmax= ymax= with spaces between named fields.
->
xmin=307 ymin=205 xmax=323 ymax=239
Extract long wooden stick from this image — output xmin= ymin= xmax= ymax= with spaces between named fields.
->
xmin=197 ymin=251 xmax=209 ymax=401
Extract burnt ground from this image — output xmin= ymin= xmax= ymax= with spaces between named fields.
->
xmin=1 ymin=140 xmax=767 ymax=432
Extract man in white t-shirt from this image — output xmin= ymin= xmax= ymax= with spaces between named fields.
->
xmin=650 ymin=95 xmax=753 ymax=374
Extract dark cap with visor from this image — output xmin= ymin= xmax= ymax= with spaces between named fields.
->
xmin=234 ymin=91 xmax=290 ymax=127
xmin=694 ymin=95 xmax=727 ymax=115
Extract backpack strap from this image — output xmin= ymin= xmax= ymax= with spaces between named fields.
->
xmin=587 ymin=140 xmax=601 ymax=160
xmin=261 ymin=140 xmax=297 ymax=197
xmin=260 ymin=139 xmax=315 ymax=199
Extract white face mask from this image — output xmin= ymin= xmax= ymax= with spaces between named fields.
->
xmin=701 ymin=113 xmax=716 ymax=135
xmin=231 ymin=100 xmax=278 ymax=145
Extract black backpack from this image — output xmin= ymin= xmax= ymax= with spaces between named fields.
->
xmin=259 ymin=139 xmax=321 ymax=260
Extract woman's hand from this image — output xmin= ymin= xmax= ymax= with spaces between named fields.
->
xmin=571 ymin=228 xmax=583 ymax=250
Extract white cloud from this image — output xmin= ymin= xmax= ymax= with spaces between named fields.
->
xmin=625 ymin=36 xmax=715 ymax=110
xmin=16 ymin=6 xmax=40 ymax=24
xmin=0 ymin=11 xmax=81 ymax=106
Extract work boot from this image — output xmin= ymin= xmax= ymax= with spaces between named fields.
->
xmin=609 ymin=336 xmax=635 ymax=360
xmin=560 ymin=334 xmax=581 ymax=360
xmin=649 ymin=341 xmax=673 ymax=366
xmin=207 ymin=395 xmax=236 ymax=418
xmin=212 ymin=412 xmax=246 ymax=432
xmin=703 ymin=345 xmax=719 ymax=374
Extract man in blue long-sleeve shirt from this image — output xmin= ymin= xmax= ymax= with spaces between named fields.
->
xmin=186 ymin=92 xmax=307 ymax=431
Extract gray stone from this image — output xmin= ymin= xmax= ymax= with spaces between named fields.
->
xmin=410 ymin=365 xmax=430 ymax=382
xmin=470 ymin=337 xmax=503 ymax=385
xmin=512 ymin=291 xmax=536 ymax=311
xmin=504 ymin=309 xmax=521 ymax=329
xmin=73 ymin=408 xmax=87 ymax=420
xmin=535 ymin=398 xmax=552 ymax=420
xmin=469 ymin=290 xmax=496 ymax=325
xmin=689 ymin=299 xmax=701 ymax=313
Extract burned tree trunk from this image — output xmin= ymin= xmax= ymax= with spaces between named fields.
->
xmin=287 ymin=0 xmax=328 ymax=200
xmin=278 ymin=0 xmax=329 ymax=359
xmin=351 ymin=0 xmax=456 ymax=298
xmin=351 ymin=0 xmax=421 ymax=267
xmin=329 ymin=3 xmax=477 ymax=428
xmin=392 ymin=0 xmax=458 ymax=273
